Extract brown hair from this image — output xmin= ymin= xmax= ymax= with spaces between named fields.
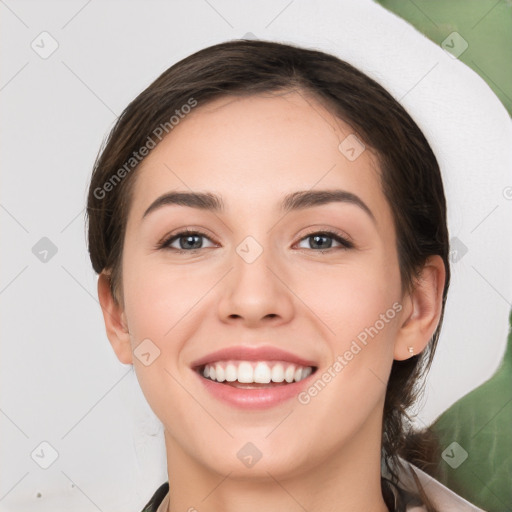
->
xmin=86 ymin=39 xmax=450 ymax=511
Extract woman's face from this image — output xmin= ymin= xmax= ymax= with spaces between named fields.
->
xmin=115 ymin=91 xmax=408 ymax=478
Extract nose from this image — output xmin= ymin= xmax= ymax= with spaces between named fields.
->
xmin=217 ymin=241 xmax=295 ymax=327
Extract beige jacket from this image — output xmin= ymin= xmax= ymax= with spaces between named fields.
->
xmin=390 ymin=458 xmax=485 ymax=511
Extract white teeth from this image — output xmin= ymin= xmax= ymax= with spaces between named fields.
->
xmin=271 ymin=364 xmax=285 ymax=382
xmin=254 ymin=362 xmax=271 ymax=383
xmin=215 ymin=364 xmax=225 ymax=382
xmin=201 ymin=360 xmax=314 ymax=384
xmin=284 ymin=365 xmax=295 ymax=383
xmin=225 ymin=363 xmax=237 ymax=382
xmin=302 ymin=367 xmax=313 ymax=379
xmin=237 ymin=362 xmax=254 ymax=383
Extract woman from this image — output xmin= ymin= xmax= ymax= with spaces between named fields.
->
xmin=86 ymin=40 xmax=482 ymax=511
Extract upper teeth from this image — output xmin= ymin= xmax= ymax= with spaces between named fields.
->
xmin=202 ymin=361 xmax=313 ymax=384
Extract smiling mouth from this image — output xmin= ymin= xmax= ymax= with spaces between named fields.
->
xmin=195 ymin=360 xmax=318 ymax=389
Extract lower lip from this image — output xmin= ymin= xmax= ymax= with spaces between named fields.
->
xmin=194 ymin=370 xmax=316 ymax=410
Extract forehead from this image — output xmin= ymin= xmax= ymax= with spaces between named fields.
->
xmin=127 ymin=91 xmax=389 ymax=224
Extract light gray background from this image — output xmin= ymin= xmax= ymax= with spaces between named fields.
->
xmin=1 ymin=0 xmax=511 ymax=511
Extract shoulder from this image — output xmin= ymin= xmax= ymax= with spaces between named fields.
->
xmin=140 ymin=482 xmax=169 ymax=512
xmin=396 ymin=458 xmax=487 ymax=511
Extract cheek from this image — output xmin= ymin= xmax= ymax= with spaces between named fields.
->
xmin=120 ymin=254 xmax=210 ymax=424
xmin=290 ymin=256 xmax=403 ymax=416
xmin=291 ymin=265 xmax=402 ymax=452
xmin=122 ymin=251 xmax=213 ymax=342
xmin=295 ymin=257 xmax=402 ymax=346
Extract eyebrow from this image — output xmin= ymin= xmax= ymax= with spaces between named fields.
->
xmin=142 ymin=189 xmax=376 ymax=223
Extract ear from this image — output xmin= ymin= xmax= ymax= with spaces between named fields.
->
xmin=97 ymin=272 xmax=133 ymax=365
xmin=394 ymin=255 xmax=446 ymax=360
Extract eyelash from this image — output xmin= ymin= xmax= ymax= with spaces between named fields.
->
xmin=156 ymin=228 xmax=354 ymax=254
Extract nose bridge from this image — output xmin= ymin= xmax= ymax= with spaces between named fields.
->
xmin=217 ymin=233 xmax=293 ymax=324
xmin=235 ymin=234 xmax=276 ymax=289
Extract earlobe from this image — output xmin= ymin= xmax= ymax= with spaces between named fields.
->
xmin=394 ymin=255 xmax=446 ymax=361
xmin=97 ymin=272 xmax=133 ymax=365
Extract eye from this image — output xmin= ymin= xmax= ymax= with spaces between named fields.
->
xmin=296 ymin=230 xmax=354 ymax=251
xmin=157 ymin=228 xmax=354 ymax=254
xmin=157 ymin=229 xmax=217 ymax=253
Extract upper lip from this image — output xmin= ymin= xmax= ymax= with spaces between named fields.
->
xmin=190 ymin=345 xmax=318 ymax=369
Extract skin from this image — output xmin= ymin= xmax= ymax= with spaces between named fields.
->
xmin=98 ymin=90 xmax=445 ymax=512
